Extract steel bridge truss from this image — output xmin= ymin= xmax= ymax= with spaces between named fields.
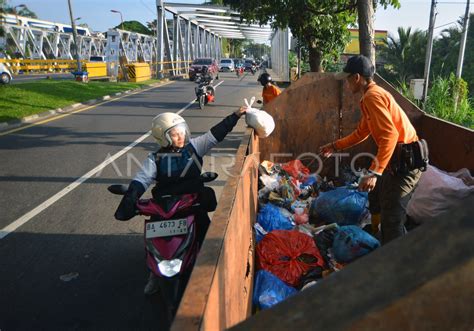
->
xmin=1 ymin=4 xmax=284 ymax=79
xmin=156 ymin=1 xmax=274 ymax=77
xmin=1 ymin=14 xmax=105 ymax=60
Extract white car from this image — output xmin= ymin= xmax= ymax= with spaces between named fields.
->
xmin=0 ymin=63 xmax=12 ymax=84
xmin=219 ymin=58 xmax=235 ymax=72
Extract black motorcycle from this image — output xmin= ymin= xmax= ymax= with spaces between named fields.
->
xmin=194 ymin=74 xmax=215 ymax=110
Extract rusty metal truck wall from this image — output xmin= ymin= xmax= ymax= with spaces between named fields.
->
xmin=230 ymin=73 xmax=474 ymax=331
xmin=172 ymin=130 xmax=258 ymax=330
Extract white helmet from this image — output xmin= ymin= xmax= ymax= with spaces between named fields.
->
xmin=151 ymin=112 xmax=190 ymax=147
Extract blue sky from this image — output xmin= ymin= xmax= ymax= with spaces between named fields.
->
xmin=7 ymin=0 xmax=471 ymax=38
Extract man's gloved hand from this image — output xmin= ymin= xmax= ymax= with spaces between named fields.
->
xmin=114 ymin=180 xmax=145 ymax=221
xmin=318 ymin=142 xmax=336 ymax=158
xmin=358 ymin=173 xmax=377 ymax=192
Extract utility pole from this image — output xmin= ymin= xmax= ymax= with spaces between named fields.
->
xmin=422 ymin=0 xmax=437 ymax=104
xmin=297 ymin=42 xmax=301 ymax=79
xmin=67 ymin=0 xmax=81 ymax=72
xmin=156 ymin=0 xmax=164 ymax=79
xmin=456 ymin=0 xmax=470 ymax=78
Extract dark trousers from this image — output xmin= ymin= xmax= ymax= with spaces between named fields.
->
xmin=369 ymin=169 xmax=422 ymax=245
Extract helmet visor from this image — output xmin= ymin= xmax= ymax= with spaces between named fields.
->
xmin=165 ymin=123 xmax=190 ymax=147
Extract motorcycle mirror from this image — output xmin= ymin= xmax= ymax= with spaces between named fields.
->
xmin=108 ymin=184 xmax=128 ymax=195
xmin=256 ymin=100 xmax=263 ymax=104
xmin=200 ymin=172 xmax=218 ymax=183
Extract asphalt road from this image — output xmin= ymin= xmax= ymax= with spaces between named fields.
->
xmin=0 ymin=71 xmax=262 ymax=330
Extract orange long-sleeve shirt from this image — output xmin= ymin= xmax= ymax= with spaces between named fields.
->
xmin=334 ymin=82 xmax=418 ymax=174
xmin=262 ymin=84 xmax=281 ymax=104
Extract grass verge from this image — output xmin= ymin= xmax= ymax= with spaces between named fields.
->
xmin=0 ymin=79 xmax=162 ymax=122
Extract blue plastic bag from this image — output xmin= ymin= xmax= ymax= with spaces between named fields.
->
xmin=257 ymin=203 xmax=294 ymax=233
xmin=303 ymin=174 xmax=318 ymax=187
xmin=311 ymin=187 xmax=368 ymax=225
xmin=253 ymin=270 xmax=297 ymax=310
xmin=332 ymin=225 xmax=380 ymax=263
xmin=254 ymin=223 xmax=268 ymax=243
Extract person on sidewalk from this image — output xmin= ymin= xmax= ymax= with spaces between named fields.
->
xmin=114 ymin=107 xmax=247 ymax=295
xmin=319 ymin=55 xmax=427 ymax=245
xmin=258 ymin=72 xmax=281 ymax=105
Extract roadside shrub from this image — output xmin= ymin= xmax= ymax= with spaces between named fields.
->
xmin=425 ymin=74 xmax=474 ymax=129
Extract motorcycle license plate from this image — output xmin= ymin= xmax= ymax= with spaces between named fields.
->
xmin=145 ymin=219 xmax=188 ymax=239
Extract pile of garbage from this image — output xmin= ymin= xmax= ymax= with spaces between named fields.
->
xmin=253 ymin=160 xmax=380 ymax=310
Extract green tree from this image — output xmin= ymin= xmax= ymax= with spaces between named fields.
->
xmin=425 ymin=74 xmax=473 ymax=128
xmin=431 ymin=24 xmax=462 ymax=79
xmin=223 ymin=0 xmax=357 ymax=72
xmin=1 ymin=1 xmax=38 ymax=51
xmin=243 ymin=41 xmax=270 ymax=59
xmin=223 ymin=0 xmax=400 ymax=72
xmin=115 ymin=20 xmax=152 ymax=35
xmin=459 ymin=13 xmax=474 ymax=98
xmin=146 ymin=20 xmax=157 ymax=34
xmin=2 ymin=1 xmax=37 ymax=18
xmin=378 ymin=27 xmax=427 ymax=85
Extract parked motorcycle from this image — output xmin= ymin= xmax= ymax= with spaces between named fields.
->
xmin=108 ymin=172 xmax=218 ymax=320
xmin=194 ymin=74 xmax=215 ymax=109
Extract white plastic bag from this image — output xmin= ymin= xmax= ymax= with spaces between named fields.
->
xmin=243 ymin=97 xmax=275 ymax=138
xmin=407 ymin=165 xmax=474 ymax=223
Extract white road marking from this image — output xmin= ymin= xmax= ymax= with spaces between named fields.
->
xmin=0 ymin=132 xmax=149 ymax=240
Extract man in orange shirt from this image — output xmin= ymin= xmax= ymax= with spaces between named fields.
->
xmin=319 ymin=55 xmax=425 ymax=244
xmin=258 ymin=72 xmax=281 ymax=105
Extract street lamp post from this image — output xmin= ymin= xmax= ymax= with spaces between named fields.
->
xmin=14 ymin=4 xmax=26 ymax=26
xmin=110 ymin=10 xmax=124 ymax=31
xmin=67 ymin=0 xmax=82 ymax=73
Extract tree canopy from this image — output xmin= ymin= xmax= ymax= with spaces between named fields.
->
xmin=114 ymin=20 xmax=152 ymax=35
xmin=463 ymin=14 xmax=474 ymax=98
xmin=223 ymin=0 xmax=357 ymax=71
xmin=223 ymin=0 xmax=400 ymax=71
xmin=379 ymin=14 xmax=474 ymax=98
xmin=1 ymin=1 xmax=37 ymax=18
xmin=379 ymin=27 xmax=427 ymax=84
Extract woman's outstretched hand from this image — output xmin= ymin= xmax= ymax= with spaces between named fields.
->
xmin=235 ymin=106 xmax=247 ymax=117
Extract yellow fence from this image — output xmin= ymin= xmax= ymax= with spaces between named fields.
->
xmin=83 ymin=62 xmax=107 ymax=79
xmin=0 ymin=59 xmax=85 ymax=73
xmin=151 ymin=60 xmax=192 ymax=75
xmin=0 ymin=58 xmax=193 ymax=78
xmin=127 ymin=63 xmax=151 ymax=82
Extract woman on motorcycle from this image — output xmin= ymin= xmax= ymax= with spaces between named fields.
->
xmin=114 ymin=108 xmax=246 ymax=295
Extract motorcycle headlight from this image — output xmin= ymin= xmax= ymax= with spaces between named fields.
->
xmin=158 ymin=259 xmax=183 ymax=277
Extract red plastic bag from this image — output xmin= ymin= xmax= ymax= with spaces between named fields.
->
xmin=281 ymin=160 xmax=310 ymax=181
xmin=257 ymin=230 xmax=325 ymax=287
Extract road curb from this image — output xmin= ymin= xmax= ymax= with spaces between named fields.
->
xmin=0 ymin=79 xmax=171 ymax=133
